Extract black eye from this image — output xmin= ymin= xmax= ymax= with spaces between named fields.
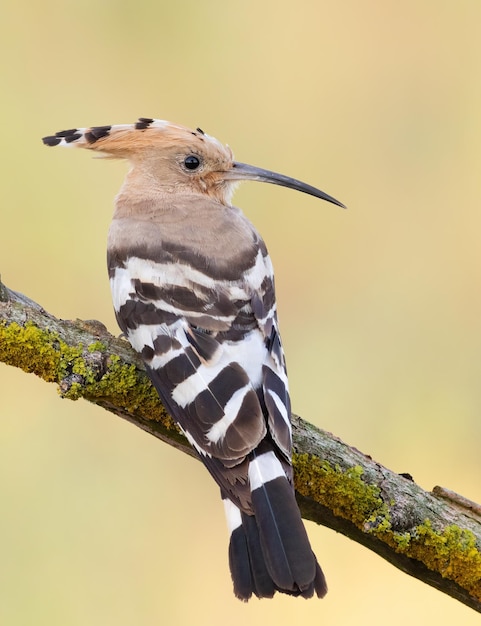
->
xmin=184 ymin=155 xmax=201 ymax=170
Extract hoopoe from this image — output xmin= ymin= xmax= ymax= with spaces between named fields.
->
xmin=42 ymin=118 xmax=345 ymax=600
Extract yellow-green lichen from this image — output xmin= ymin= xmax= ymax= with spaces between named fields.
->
xmin=88 ymin=340 xmax=106 ymax=353
xmin=385 ymin=520 xmax=481 ymax=600
xmin=59 ymin=343 xmax=92 ymax=384
xmin=82 ymin=354 xmax=173 ymax=427
xmin=293 ymin=453 xmax=388 ymax=526
xmin=0 ymin=321 xmax=60 ymax=382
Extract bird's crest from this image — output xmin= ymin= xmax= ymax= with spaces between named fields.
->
xmin=42 ymin=117 xmax=227 ymax=160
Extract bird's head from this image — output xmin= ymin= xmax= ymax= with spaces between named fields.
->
xmin=43 ymin=117 xmax=345 ymax=208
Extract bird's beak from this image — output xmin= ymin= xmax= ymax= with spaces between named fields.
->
xmin=227 ymin=161 xmax=346 ymax=208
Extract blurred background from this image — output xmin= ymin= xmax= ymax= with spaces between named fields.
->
xmin=1 ymin=1 xmax=480 ymax=624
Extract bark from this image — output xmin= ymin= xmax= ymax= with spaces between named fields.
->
xmin=1 ymin=278 xmax=480 ymax=611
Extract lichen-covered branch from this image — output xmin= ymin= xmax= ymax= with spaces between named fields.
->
xmin=1 ymin=278 xmax=480 ymax=612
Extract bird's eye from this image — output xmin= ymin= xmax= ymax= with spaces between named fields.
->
xmin=184 ymin=155 xmax=201 ymax=171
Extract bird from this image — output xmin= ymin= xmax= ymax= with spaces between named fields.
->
xmin=42 ymin=117 xmax=345 ymax=600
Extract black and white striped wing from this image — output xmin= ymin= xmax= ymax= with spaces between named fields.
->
xmin=109 ymin=247 xmax=291 ymax=477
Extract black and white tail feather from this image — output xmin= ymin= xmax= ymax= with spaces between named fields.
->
xmin=43 ymin=118 xmax=344 ymax=600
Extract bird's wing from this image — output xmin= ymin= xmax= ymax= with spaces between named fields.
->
xmin=110 ymin=243 xmax=293 ymax=505
xmin=110 ymin=250 xmax=266 ymax=456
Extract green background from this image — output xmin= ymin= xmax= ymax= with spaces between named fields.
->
xmin=1 ymin=1 xmax=480 ymax=624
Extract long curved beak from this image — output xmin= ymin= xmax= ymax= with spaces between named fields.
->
xmin=227 ymin=161 xmax=346 ymax=208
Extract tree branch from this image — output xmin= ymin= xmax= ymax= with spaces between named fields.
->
xmin=1 ymin=278 xmax=480 ymax=612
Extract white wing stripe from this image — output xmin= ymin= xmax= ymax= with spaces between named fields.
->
xmin=206 ymin=385 xmax=250 ymax=443
xmin=268 ymin=390 xmax=292 ymax=432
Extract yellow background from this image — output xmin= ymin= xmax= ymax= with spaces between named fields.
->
xmin=1 ymin=1 xmax=480 ymax=624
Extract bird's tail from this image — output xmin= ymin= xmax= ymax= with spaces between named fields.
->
xmin=223 ymin=450 xmax=327 ymax=600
